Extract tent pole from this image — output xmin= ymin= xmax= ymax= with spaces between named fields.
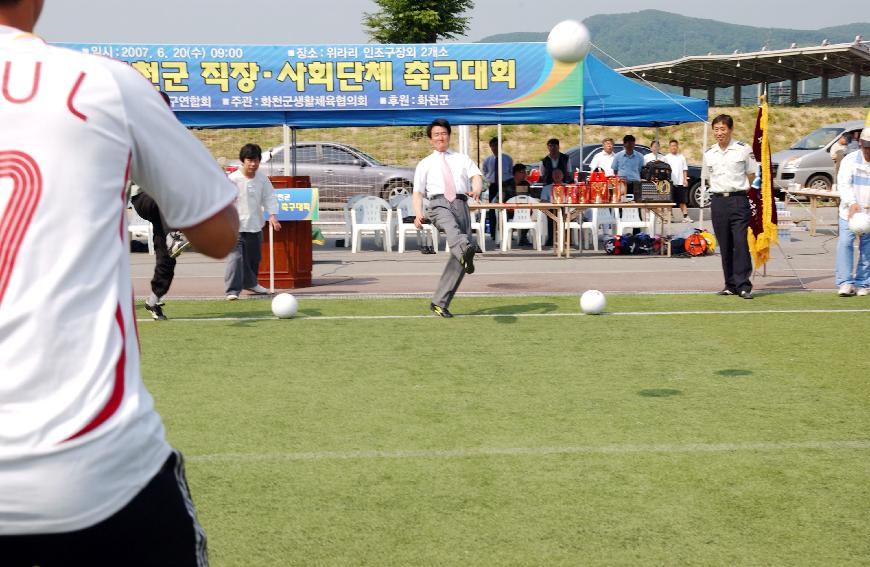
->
xmin=476 ymin=125 xmax=480 ymax=165
xmin=699 ymin=122 xmax=708 ymax=229
xmin=498 ymin=123 xmax=505 ymax=251
xmin=497 ymin=124 xmax=503 ymax=204
xmin=291 ymin=127 xmax=297 ymax=176
xmin=578 ymin=107 xmax=584 ymax=181
xmin=458 ymin=125 xmax=470 ymax=156
xmin=283 ymin=124 xmax=291 ymax=175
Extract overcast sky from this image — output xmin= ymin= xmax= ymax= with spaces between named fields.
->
xmin=34 ymin=0 xmax=867 ymax=45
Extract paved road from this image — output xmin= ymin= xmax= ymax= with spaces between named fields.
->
xmin=132 ymin=205 xmax=843 ymax=299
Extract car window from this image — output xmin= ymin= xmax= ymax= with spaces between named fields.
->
xmin=353 ymin=148 xmax=381 ymax=165
xmin=790 ymin=127 xmax=842 ymax=150
xmin=322 ymin=146 xmax=358 ymax=165
xmin=271 ymin=145 xmax=317 ymax=163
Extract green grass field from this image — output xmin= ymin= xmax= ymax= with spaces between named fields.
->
xmin=139 ymin=293 xmax=870 ymax=566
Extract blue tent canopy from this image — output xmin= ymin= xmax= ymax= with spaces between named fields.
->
xmin=174 ymin=53 xmax=707 ymax=129
xmin=581 ymin=54 xmax=707 ymax=126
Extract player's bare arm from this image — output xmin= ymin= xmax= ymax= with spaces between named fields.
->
xmin=470 ymin=174 xmax=483 ymax=202
xmin=181 ymin=203 xmax=239 ymax=258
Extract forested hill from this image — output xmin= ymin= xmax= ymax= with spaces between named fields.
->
xmin=478 ymin=9 xmax=870 ymax=67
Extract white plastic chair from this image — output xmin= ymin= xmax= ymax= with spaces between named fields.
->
xmin=568 ymin=208 xmax=616 ymax=251
xmin=616 ymin=207 xmax=656 ymax=236
xmin=127 ymin=207 xmax=154 ymax=255
xmin=470 ymin=207 xmax=487 ymax=252
xmin=351 ymin=196 xmax=393 ymax=253
xmin=395 ymin=196 xmax=438 ymax=254
xmin=342 ymin=194 xmax=369 ymax=248
xmin=504 ymin=195 xmax=544 ymax=251
xmin=441 ymin=206 xmax=487 ymax=253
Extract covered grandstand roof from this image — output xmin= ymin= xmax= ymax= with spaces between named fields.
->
xmin=616 ymin=40 xmax=870 ymax=89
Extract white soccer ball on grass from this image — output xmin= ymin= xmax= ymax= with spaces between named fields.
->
xmin=848 ymin=212 xmax=870 ymax=236
xmin=547 ymin=20 xmax=591 ymax=63
xmin=271 ymin=293 xmax=298 ymax=319
xmin=580 ymin=290 xmax=606 ymax=315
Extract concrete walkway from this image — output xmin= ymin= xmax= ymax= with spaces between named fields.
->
xmin=132 ymin=206 xmax=843 ymax=300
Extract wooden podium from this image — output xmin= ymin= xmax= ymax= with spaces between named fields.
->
xmin=257 ymin=176 xmax=312 ymax=288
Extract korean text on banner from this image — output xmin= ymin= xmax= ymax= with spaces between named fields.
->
xmin=272 ymin=188 xmax=319 ymax=222
xmin=56 ymin=43 xmax=583 ymax=112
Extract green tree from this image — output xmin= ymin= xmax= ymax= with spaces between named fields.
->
xmin=363 ymin=0 xmax=474 ymax=44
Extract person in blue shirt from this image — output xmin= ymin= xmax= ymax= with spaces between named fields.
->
xmin=612 ymin=134 xmax=644 ymax=184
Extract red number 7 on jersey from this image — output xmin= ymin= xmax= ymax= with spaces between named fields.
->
xmin=0 ymin=151 xmax=42 ymax=306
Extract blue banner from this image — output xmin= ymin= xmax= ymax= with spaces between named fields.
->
xmin=273 ymin=188 xmax=319 ymax=221
xmin=56 ymin=42 xmax=582 ymax=113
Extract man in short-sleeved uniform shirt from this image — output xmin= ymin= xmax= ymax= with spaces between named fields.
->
xmin=704 ymin=114 xmax=757 ymax=298
xmin=0 ymin=12 xmax=236 ymax=564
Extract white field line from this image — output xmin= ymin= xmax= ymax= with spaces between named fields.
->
xmin=187 ymin=439 xmax=870 ymax=463
xmin=139 ymin=308 xmax=870 ymax=323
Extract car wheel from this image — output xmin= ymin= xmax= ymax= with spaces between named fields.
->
xmin=383 ymin=180 xmax=412 ymax=202
xmin=688 ymin=181 xmax=710 ymax=208
xmin=805 ymin=174 xmax=831 ymax=192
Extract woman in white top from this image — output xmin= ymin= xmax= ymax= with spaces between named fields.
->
xmin=643 ymin=140 xmax=666 ymax=164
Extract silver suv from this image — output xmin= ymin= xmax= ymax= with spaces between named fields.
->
xmin=772 ymin=120 xmax=864 ymax=191
xmin=229 ymin=142 xmax=414 ymax=206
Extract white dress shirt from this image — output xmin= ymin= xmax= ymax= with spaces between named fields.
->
xmin=414 ymin=150 xmax=483 ymax=199
xmin=589 ymin=151 xmax=615 ymax=176
xmin=704 ymin=140 xmax=756 ymax=194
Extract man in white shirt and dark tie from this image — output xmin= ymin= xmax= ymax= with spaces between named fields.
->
xmin=413 ymin=119 xmax=483 ymax=318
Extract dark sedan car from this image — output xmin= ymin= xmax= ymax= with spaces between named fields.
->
xmin=225 ymin=141 xmax=415 ymax=206
xmin=526 ymin=143 xmax=707 ymax=207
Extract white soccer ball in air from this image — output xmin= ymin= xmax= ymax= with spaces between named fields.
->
xmin=848 ymin=212 xmax=870 ymax=236
xmin=271 ymin=293 xmax=298 ymax=319
xmin=547 ymin=20 xmax=591 ymax=63
xmin=580 ymin=290 xmax=606 ymax=315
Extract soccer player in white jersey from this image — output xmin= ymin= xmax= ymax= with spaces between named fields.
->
xmin=0 ymin=1 xmax=239 ymax=564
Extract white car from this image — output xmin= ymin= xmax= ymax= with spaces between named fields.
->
xmin=225 ymin=141 xmax=414 ymax=206
xmin=772 ymin=120 xmax=864 ymax=191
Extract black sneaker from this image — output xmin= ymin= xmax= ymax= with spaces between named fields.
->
xmin=430 ymin=303 xmax=453 ymax=318
xmin=739 ymin=290 xmax=754 ymax=299
xmin=460 ymin=246 xmax=475 ymax=274
xmin=144 ymin=303 xmax=167 ymax=320
xmin=717 ymin=288 xmax=736 ymax=296
xmin=167 ymin=232 xmax=191 ymax=258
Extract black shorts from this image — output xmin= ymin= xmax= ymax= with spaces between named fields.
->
xmin=671 ymin=184 xmax=688 ymax=205
xmin=0 ymin=451 xmax=208 ymax=567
